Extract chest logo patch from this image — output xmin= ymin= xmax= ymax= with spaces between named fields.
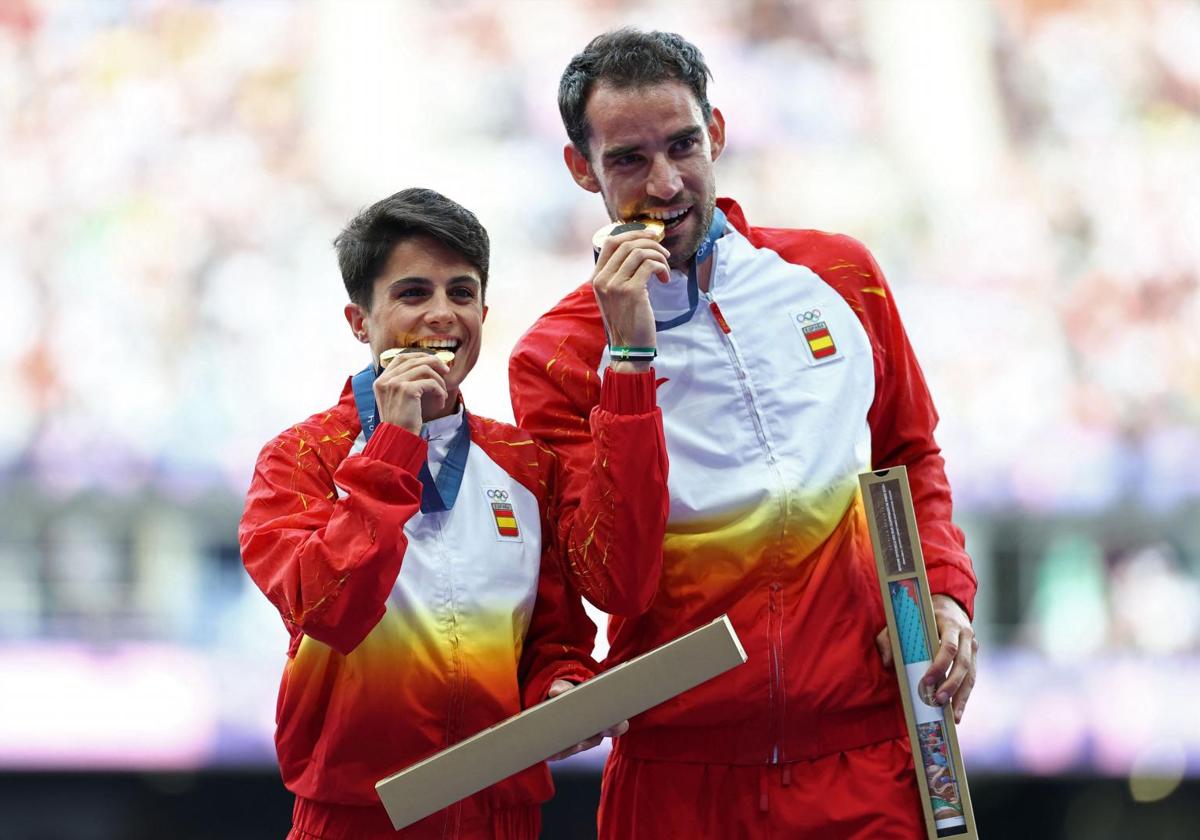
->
xmin=792 ymin=309 xmax=841 ymax=364
xmin=483 ymin=487 xmax=522 ymax=541
xmin=803 ymin=321 xmax=837 ymax=358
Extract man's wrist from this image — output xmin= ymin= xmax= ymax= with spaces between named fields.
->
xmin=608 ymin=359 xmax=653 ymax=374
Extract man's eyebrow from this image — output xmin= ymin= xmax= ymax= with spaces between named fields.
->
xmin=668 ymin=125 xmax=703 ymax=143
xmin=602 ymin=126 xmax=703 ymax=161
xmin=602 ymin=142 xmax=642 ymax=161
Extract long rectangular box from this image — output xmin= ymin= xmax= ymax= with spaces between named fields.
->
xmin=376 ymin=614 xmax=747 ymax=830
xmin=860 ymin=467 xmax=979 ymax=839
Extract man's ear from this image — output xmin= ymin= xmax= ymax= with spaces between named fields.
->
xmin=708 ymin=107 xmax=726 ymax=162
xmin=345 ymin=303 xmax=369 ymax=343
xmin=564 ymin=143 xmax=600 ymax=193
xmin=482 ymin=304 xmax=489 ymax=323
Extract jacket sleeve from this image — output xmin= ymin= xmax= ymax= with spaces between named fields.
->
xmin=852 ymin=245 xmax=978 ymax=618
xmin=238 ymin=421 xmax=428 ymax=654
xmin=510 ymin=321 xmax=669 ymax=617
xmin=517 ymin=443 xmax=600 ymax=708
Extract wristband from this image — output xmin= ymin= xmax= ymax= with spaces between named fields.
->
xmin=609 ymin=345 xmax=657 ymax=362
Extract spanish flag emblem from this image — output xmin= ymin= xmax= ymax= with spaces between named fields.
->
xmin=802 ymin=322 xmax=837 ymax=359
xmin=491 ymin=502 xmax=520 ymax=538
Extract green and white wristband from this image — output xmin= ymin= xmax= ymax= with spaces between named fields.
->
xmin=608 ymin=345 xmax=657 ymax=363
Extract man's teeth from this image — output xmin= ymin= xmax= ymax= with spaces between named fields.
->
xmin=642 ymin=208 xmax=689 ymax=223
xmin=415 ymin=339 xmax=460 ymax=350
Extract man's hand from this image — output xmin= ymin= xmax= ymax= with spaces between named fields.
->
xmin=874 ymin=594 xmax=978 ymax=724
xmin=592 ymin=230 xmax=670 ymax=373
xmin=543 ymin=678 xmax=629 ymax=761
xmin=373 ymin=352 xmax=450 ymax=434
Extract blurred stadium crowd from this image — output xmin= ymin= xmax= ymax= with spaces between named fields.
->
xmin=0 ymin=0 xmax=1198 ymax=783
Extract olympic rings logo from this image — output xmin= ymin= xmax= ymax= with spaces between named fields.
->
xmin=486 ymin=489 xmax=510 ymax=501
xmin=796 ymin=309 xmax=822 ymax=323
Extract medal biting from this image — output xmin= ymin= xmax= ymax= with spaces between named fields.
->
xmin=380 ymin=347 xmax=456 ymax=368
xmin=591 ymin=218 xmax=666 ymax=254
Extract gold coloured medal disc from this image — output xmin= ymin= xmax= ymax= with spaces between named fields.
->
xmin=591 ymin=219 xmax=666 ymax=252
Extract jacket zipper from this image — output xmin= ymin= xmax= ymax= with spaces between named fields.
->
xmin=703 ymin=294 xmax=778 ymax=466
xmin=704 ymin=291 xmax=789 ymax=765
xmin=440 ymin=524 xmax=466 ymax=838
xmin=768 ymin=582 xmax=785 ymax=763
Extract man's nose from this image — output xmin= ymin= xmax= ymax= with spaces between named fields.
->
xmin=646 ymin=154 xmax=682 ymax=200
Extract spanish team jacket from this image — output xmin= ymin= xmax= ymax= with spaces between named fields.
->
xmin=238 ymin=370 xmax=667 ymax=820
xmin=509 ymin=197 xmax=977 ymax=766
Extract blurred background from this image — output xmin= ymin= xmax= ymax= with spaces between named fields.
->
xmin=1 ymin=0 xmax=1198 ymax=837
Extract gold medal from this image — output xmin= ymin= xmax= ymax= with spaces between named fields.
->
xmin=380 ymin=346 xmax=455 ymax=368
xmin=591 ymin=218 xmax=666 ymax=252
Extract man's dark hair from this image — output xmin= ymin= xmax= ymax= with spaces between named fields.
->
xmin=334 ymin=187 xmax=489 ymax=309
xmin=559 ymin=28 xmax=713 ymax=159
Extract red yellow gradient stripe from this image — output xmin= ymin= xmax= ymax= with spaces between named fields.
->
xmin=659 ymin=479 xmax=862 ymax=596
xmin=290 ymin=604 xmax=528 ymax=718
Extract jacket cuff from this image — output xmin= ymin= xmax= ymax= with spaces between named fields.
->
xmin=927 ymin=565 xmax=977 ymax=621
xmin=599 ymin=368 xmax=657 ymax=415
xmin=524 ymin=663 xmax=597 ymax=709
xmin=362 ymin=422 xmax=428 ymax=474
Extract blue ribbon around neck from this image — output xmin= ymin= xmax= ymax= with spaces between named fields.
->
xmin=653 ymin=206 xmax=726 ymax=332
xmin=350 ymin=363 xmax=470 ymax=513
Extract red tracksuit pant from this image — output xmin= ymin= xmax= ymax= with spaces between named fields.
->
xmin=286 ymin=797 xmax=540 ymax=840
xmin=598 ymin=737 xmax=926 ymax=839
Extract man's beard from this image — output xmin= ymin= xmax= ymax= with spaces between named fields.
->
xmin=668 ymin=197 xmax=714 ymax=270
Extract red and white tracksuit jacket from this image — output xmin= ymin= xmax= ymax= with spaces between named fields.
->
xmin=239 ymin=371 xmax=667 ymax=839
xmin=510 ymin=198 xmax=976 ymax=830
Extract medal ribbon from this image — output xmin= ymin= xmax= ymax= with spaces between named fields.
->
xmin=654 ymin=206 xmax=727 ymax=332
xmin=350 ymin=363 xmax=471 ymax=513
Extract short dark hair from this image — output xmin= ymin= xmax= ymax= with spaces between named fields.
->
xmin=559 ymin=28 xmax=714 ymax=159
xmin=334 ymin=187 xmax=489 ymax=309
